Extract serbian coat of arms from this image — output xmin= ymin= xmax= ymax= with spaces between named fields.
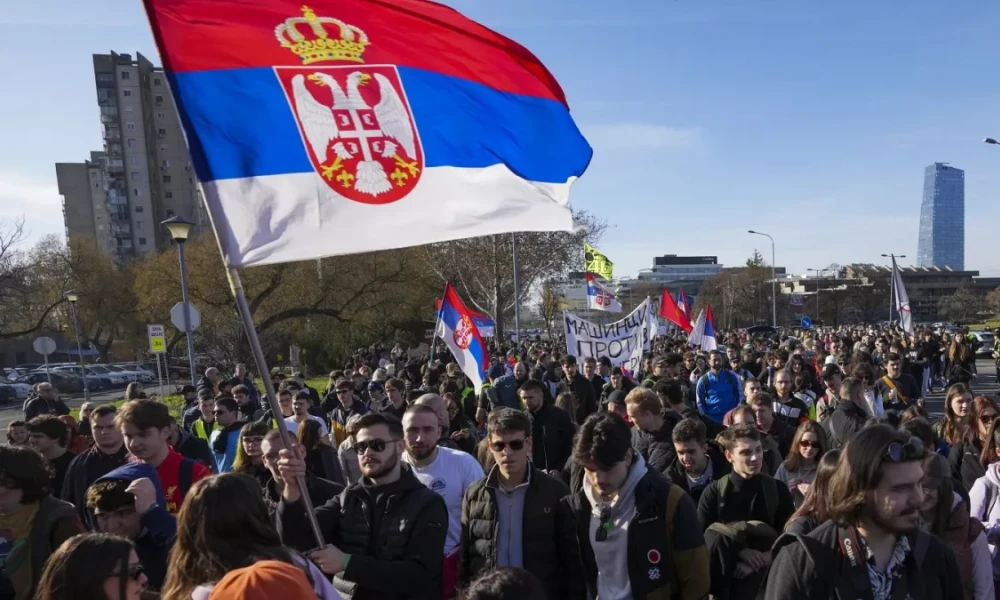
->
xmin=274 ymin=7 xmax=423 ymax=205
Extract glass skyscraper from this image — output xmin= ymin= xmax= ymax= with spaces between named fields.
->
xmin=917 ymin=162 xmax=964 ymax=270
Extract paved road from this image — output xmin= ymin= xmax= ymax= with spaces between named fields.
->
xmin=922 ymin=358 xmax=998 ymax=419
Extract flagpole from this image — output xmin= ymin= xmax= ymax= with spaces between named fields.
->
xmin=227 ymin=267 xmax=325 ymax=548
xmin=512 ymin=233 xmax=521 ymax=346
xmin=881 ymin=253 xmax=906 ymax=326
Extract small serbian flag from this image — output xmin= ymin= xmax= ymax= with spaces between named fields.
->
xmin=142 ymin=0 xmax=592 ymax=267
xmin=436 ymin=283 xmax=489 ymax=393
xmin=677 ymin=289 xmax=692 ymax=321
xmin=586 ymin=273 xmax=622 ymax=313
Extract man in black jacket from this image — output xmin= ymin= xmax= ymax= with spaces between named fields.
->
xmin=581 ymin=357 xmax=606 ymax=405
xmin=599 ymin=366 xmax=636 ymax=406
xmin=625 ymin=387 xmax=681 ymax=476
xmin=561 ymin=412 xmax=710 ymax=600
xmin=825 ymin=376 xmax=869 ymax=449
xmin=276 ymin=412 xmax=447 ymax=600
xmin=668 ymin=417 xmax=730 ymax=505
xmin=458 ymin=408 xmax=582 ymax=599
xmin=520 ymin=380 xmax=575 ymax=472
xmin=62 ymin=405 xmax=129 ymax=526
xmin=167 ymin=419 xmax=216 ymax=472
xmin=656 ymin=380 xmax=725 ymax=439
xmin=698 ymin=423 xmax=795 ymax=600
xmin=557 ymin=355 xmax=598 ymax=424
xmin=765 ymin=426 xmax=962 ymax=600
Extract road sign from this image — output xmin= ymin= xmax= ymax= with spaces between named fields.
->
xmin=801 ymin=316 xmax=813 ymax=330
xmin=147 ymin=324 xmax=167 ymax=354
xmin=170 ymin=302 xmax=201 ymax=332
xmin=32 ymin=336 xmax=56 ymax=355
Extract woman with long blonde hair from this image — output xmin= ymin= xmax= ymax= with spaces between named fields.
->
xmin=160 ymin=473 xmax=338 ymax=600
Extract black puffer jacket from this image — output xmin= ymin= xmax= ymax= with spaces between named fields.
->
xmin=458 ymin=465 xmax=583 ymax=599
xmin=278 ymin=465 xmax=447 ymax=600
xmin=824 ymin=400 xmax=868 ymax=449
xmin=631 ymin=410 xmax=684 ymax=476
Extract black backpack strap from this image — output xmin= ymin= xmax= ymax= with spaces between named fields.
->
xmin=178 ymin=458 xmax=195 ymax=501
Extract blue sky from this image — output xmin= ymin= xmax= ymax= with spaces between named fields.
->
xmin=2 ymin=0 xmax=999 ymax=276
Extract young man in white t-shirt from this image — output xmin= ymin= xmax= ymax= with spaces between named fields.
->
xmin=401 ymin=404 xmax=484 ymax=599
xmin=284 ymin=390 xmax=328 ymax=436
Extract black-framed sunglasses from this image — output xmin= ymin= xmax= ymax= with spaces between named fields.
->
xmin=490 ymin=439 xmax=526 ymax=452
xmin=355 ymin=438 xmax=397 ymax=454
xmin=885 ymin=437 xmax=925 ymax=462
xmin=595 ymin=507 xmax=613 ymax=542
xmin=980 ymin=414 xmax=998 ymax=424
xmin=112 ymin=563 xmax=145 ymax=582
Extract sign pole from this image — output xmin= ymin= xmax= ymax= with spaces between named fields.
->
xmin=227 ymin=267 xmax=325 ymax=548
xmin=155 ymin=354 xmax=164 ymax=398
xmin=43 ymin=352 xmax=51 ymax=384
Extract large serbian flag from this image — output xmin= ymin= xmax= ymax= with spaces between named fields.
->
xmin=434 ymin=298 xmax=495 ymax=337
xmin=437 ymin=283 xmax=489 ymax=393
xmin=142 ymin=0 xmax=592 ymax=267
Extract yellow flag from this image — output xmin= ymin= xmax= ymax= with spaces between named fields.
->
xmin=584 ymin=243 xmax=613 ymax=280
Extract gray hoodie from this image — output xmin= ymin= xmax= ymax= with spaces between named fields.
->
xmin=583 ymin=454 xmax=648 ymax=600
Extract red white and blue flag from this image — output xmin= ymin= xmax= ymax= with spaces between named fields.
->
xmin=677 ymin=289 xmax=692 ymax=322
xmin=142 ymin=0 xmax=592 ymax=267
xmin=436 ymin=283 xmax=489 ymax=393
xmin=688 ymin=304 xmax=718 ymax=351
xmin=435 ymin=298 xmax=495 ymax=337
xmin=659 ymin=287 xmax=692 ymax=333
xmin=586 ymin=273 xmax=622 ymax=313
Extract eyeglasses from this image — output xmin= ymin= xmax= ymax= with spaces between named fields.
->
xmin=595 ymin=507 xmax=613 ymax=542
xmin=490 ymin=439 xmax=526 ymax=452
xmin=111 ymin=563 xmax=145 ymax=582
xmin=799 ymin=440 xmax=820 ymax=449
xmin=981 ymin=415 xmax=998 ymax=424
xmin=884 ymin=438 xmax=925 ymax=463
xmin=355 ymin=438 xmax=398 ymax=454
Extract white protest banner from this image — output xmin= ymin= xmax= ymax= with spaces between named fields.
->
xmin=563 ymin=297 xmax=656 ymax=374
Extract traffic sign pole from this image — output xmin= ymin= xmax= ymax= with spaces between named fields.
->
xmin=155 ymin=354 xmax=164 ymax=397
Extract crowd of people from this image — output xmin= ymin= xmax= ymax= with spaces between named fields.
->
xmin=0 ymin=323 xmax=998 ymax=599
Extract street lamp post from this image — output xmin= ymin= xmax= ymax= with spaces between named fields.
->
xmin=880 ymin=253 xmax=906 ymax=324
xmin=64 ymin=291 xmax=89 ymax=403
xmin=162 ymin=216 xmax=197 ymax=386
xmin=748 ymin=230 xmax=777 ymax=327
xmin=806 ymin=268 xmax=825 ymax=318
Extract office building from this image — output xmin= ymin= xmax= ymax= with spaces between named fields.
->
xmin=56 ymin=52 xmax=206 ymax=259
xmin=917 ymin=162 xmax=964 ymax=270
xmin=636 ymin=255 xmax=723 ymax=283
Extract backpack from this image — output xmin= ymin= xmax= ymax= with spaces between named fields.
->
xmin=717 ymin=473 xmax=778 ymax=526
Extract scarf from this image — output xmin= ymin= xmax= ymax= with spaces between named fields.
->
xmin=212 ymin=421 xmax=245 ymax=455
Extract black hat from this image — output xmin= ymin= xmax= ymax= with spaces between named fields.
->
xmin=821 ymin=363 xmax=842 ymax=379
xmin=607 ymin=389 xmax=628 ymax=407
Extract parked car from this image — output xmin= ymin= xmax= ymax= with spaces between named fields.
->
xmin=116 ymin=364 xmax=155 ymax=383
xmin=14 ymin=364 xmax=43 ymax=374
xmin=18 ymin=372 xmax=84 ymax=394
xmin=83 ymin=365 xmax=132 ymax=388
xmin=0 ymin=376 xmax=32 ymax=400
xmin=52 ymin=366 xmax=110 ymax=391
xmin=103 ymin=365 xmax=138 ymax=384
xmin=970 ymin=331 xmax=995 ymax=358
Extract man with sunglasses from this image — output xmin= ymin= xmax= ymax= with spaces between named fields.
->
xmin=277 ymin=412 xmax=448 ymax=600
xmin=766 ymin=426 xmax=962 ymax=600
xmin=562 ymin=412 xmax=710 ymax=600
xmin=329 ymin=378 xmax=369 ymax=447
xmin=458 ymin=408 xmax=583 ymax=599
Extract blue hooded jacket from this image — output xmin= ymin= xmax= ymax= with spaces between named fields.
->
xmin=93 ymin=462 xmax=176 ymax=590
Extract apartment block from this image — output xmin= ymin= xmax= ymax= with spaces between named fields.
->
xmin=57 ymin=52 xmax=206 ymax=259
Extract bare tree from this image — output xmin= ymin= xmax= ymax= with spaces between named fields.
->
xmin=938 ymin=286 xmax=985 ymax=324
xmin=0 ymin=221 xmax=69 ymax=340
xmin=424 ymin=211 xmax=606 ymax=337
xmin=537 ymin=280 xmax=564 ymax=339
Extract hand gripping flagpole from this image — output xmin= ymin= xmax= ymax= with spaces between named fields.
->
xmin=226 ymin=267 xmax=326 ymax=549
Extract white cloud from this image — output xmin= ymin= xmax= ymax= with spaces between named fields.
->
xmin=0 ymin=171 xmax=65 ymax=243
xmin=583 ymin=123 xmax=704 ymax=152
